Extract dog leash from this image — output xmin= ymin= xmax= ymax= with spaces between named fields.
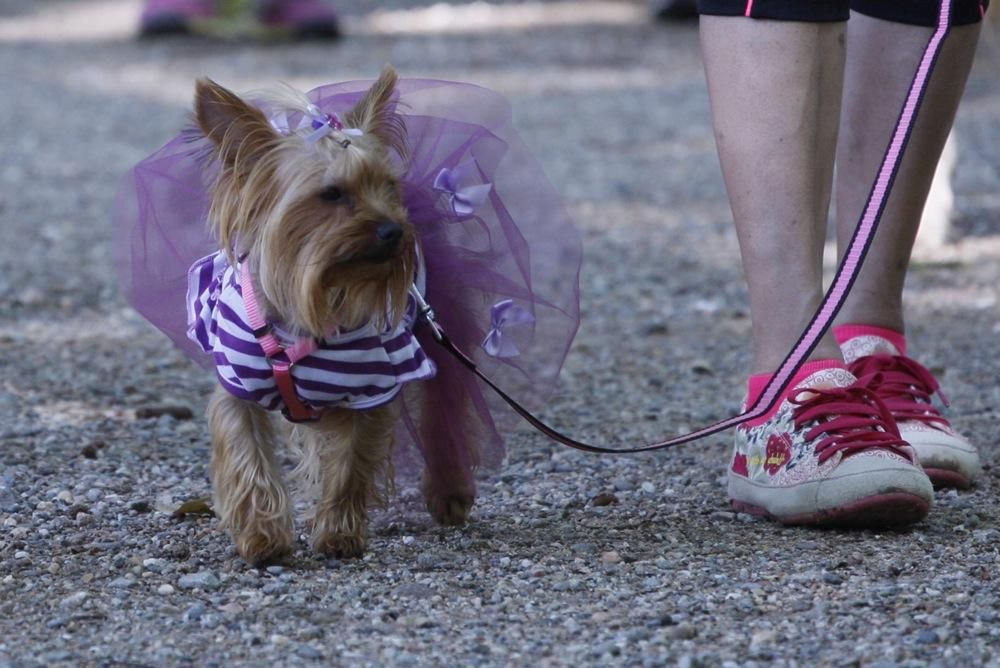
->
xmin=416 ymin=0 xmax=955 ymax=454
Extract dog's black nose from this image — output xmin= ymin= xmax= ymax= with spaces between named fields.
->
xmin=376 ymin=221 xmax=403 ymax=244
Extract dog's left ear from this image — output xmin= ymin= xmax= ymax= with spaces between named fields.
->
xmin=346 ymin=65 xmax=407 ymax=157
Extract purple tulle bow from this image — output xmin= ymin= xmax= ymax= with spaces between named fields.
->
xmin=433 ymin=159 xmax=492 ymax=217
xmin=482 ymin=299 xmax=535 ymax=358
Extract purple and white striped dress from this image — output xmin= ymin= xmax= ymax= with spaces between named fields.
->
xmin=186 ymin=252 xmax=436 ymax=419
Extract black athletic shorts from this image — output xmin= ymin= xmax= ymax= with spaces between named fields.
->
xmin=697 ymin=0 xmax=989 ymax=25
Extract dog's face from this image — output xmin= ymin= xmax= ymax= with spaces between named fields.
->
xmin=194 ymin=67 xmax=416 ymax=336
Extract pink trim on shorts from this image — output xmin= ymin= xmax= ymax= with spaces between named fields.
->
xmin=744 ymin=0 xmax=754 ymax=16
xmin=833 ymin=324 xmax=907 ymax=356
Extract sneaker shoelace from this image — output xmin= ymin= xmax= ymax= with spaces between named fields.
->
xmin=848 ymin=354 xmax=951 ymax=429
xmin=790 ymin=383 xmax=912 ymax=464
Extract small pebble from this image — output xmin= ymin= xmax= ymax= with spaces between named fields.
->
xmin=262 ymin=582 xmax=288 ymax=595
xmin=135 ymin=404 xmax=194 ymax=420
xmin=59 ymin=591 xmax=88 ymax=609
xmin=296 ymin=644 xmax=323 ymax=660
xmin=668 ymin=623 xmax=698 ymax=640
xmin=178 ymin=571 xmax=221 ymax=591
xmin=183 ymin=602 xmax=206 ymax=623
xmin=591 ymin=493 xmax=619 ymax=507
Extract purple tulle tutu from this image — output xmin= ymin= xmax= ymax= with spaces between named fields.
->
xmin=114 ymin=78 xmax=581 ymax=473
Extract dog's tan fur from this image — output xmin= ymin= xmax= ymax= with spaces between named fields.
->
xmin=195 ymin=67 xmax=476 ymax=565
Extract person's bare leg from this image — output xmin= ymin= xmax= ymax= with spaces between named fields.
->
xmin=703 ymin=14 xmax=936 ymax=525
xmin=834 ymin=14 xmax=981 ymax=331
xmin=832 ymin=13 xmax=983 ymax=490
xmin=700 ymin=17 xmax=846 ymax=374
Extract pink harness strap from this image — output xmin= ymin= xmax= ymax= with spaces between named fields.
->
xmin=240 ymin=263 xmax=319 ymax=421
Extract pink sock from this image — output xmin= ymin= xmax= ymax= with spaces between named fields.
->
xmin=744 ymin=359 xmax=846 ymax=425
xmin=833 ymin=323 xmax=907 ymax=355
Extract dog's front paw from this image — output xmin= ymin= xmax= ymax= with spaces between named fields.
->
xmin=216 ymin=490 xmax=295 ymax=566
xmin=424 ymin=482 xmax=475 ymax=527
xmin=234 ymin=524 xmax=294 ymax=566
xmin=314 ymin=532 xmax=367 ymax=559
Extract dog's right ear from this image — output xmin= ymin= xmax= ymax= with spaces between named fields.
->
xmin=194 ymin=78 xmax=276 ymax=167
xmin=346 ymin=65 xmax=406 ymax=158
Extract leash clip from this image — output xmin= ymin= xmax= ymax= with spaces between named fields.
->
xmin=410 ymin=284 xmax=444 ymax=342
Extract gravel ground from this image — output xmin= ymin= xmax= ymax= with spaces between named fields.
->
xmin=2 ymin=1 xmax=1000 ymax=666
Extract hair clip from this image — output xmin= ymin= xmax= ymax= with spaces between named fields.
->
xmin=269 ymin=104 xmax=364 ymax=146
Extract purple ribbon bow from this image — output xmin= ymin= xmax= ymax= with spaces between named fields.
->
xmin=269 ymin=104 xmax=363 ymax=144
xmin=481 ymin=299 xmax=535 ymax=358
xmin=433 ymin=159 xmax=493 ymax=218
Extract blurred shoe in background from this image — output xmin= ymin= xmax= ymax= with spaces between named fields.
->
xmin=139 ymin=0 xmax=340 ymax=39
xmin=258 ymin=0 xmax=340 ymax=39
xmin=140 ymin=0 xmax=217 ymax=35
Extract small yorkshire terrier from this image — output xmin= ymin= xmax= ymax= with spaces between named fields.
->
xmin=190 ymin=67 xmax=477 ymax=564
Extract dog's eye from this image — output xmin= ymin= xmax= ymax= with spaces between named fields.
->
xmin=319 ymin=186 xmax=344 ymax=203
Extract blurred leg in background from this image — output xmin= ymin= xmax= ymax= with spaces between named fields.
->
xmin=652 ymin=0 xmax=699 ymax=21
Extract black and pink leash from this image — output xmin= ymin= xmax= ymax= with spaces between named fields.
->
xmin=416 ymin=0 xmax=955 ymax=455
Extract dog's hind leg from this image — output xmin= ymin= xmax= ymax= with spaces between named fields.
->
xmin=418 ymin=352 xmax=478 ymax=526
xmin=310 ymin=404 xmax=396 ymax=558
xmin=208 ymin=386 xmax=294 ymax=566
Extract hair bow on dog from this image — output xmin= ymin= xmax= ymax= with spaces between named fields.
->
xmin=269 ymin=104 xmax=363 ymax=144
xmin=434 ymin=159 xmax=493 ymax=218
xmin=481 ymin=299 xmax=535 ymax=358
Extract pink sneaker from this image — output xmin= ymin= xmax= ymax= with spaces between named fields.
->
xmin=139 ymin=0 xmax=216 ymax=35
xmin=258 ymin=0 xmax=340 ymax=39
xmin=729 ymin=362 xmax=933 ymax=527
xmin=836 ymin=324 xmax=981 ymax=489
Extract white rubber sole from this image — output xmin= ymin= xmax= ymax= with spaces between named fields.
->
xmin=729 ymin=455 xmax=934 ymax=528
xmin=902 ymin=428 xmax=981 ymax=489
